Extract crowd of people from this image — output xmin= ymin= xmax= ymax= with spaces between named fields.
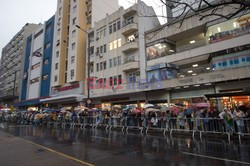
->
xmin=0 ymin=104 xmax=250 ymax=134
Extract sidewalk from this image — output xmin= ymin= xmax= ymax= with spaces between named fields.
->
xmin=0 ymin=130 xmax=92 ymax=166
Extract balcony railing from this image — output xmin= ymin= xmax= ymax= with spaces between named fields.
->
xmin=176 ymin=39 xmax=208 ymax=53
xmin=122 ymin=41 xmax=139 ymax=53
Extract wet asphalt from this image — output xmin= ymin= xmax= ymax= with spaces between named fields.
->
xmin=0 ymin=123 xmax=250 ymax=166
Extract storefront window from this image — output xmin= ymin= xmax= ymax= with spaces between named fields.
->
xmin=147 ymin=42 xmax=176 ymax=60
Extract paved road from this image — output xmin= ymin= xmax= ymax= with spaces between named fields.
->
xmin=0 ymin=123 xmax=250 ymax=166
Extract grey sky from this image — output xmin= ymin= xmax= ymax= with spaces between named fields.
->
xmin=0 ymin=0 xmax=165 ymax=58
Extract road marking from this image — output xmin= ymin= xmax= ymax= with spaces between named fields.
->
xmin=183 ymin=152 xmax=250 ymax=165
xmin=21 ymin=138 xmax=95 ymax=166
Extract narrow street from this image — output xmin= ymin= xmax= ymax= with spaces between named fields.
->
xmin=0 ymin=123 xmax=250 ymax=166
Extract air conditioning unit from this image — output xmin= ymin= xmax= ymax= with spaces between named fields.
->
xmin=96 ymin=37 xmax=99 ymax=41
xmin=99 ymin=54 xmax=103 ymax=58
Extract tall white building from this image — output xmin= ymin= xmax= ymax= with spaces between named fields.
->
xmin=41 ymin=0 xmax=119 ymax=107
xmin=86 ymin=0 xmax=160 ymax=108
xmin=0 ymin=23 xmax=40 ymax=107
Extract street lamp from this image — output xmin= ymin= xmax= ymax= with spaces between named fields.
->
xmin=75 ymin=25 xmax=91 ymax=107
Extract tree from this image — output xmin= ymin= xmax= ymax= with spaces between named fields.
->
xmin=159 ymin=0 xmax=250 ymax=26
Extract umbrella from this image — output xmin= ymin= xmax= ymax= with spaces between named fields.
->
xmin=131 ymin=108 xmax=143 ymax=114
xmin=145 ymin=108 xmax=161 ymax=114
xmin=196 ymin=103 xmax=210 ymax=108
xmin=161 ymin=106 xmax=170 ymax=112
xmin=143 ymin=104 xmax=155 ymax=109
xmin=170 ymin=106 xmax=179 ymax=115
xmin=60 ymin=110 xmax=67 ymax=113
xmin=113 ymin=105 xmax=121 ymax=109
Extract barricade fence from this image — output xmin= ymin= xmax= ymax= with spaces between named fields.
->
xmin=1 ymin=114 xmax=249 ymax=137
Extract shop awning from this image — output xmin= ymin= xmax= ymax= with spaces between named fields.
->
xmin=40 ymin=95 xmax=85 ymax=104
xmin=14 ymin=96 xmax=49 ymax=107
xmin=205 ymin=91 xmax=250 ymax=99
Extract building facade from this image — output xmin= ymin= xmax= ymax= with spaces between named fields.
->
xmin=0 ymin=23 xmax=40 ymax=107
xmin=14 ymin=16 xmax=55 ymax=109
xmin=85 ymin=0 xmax=161 ymax=109
xmin=40 ymin=0 xmax=119 ymax=107
xmin=145 ymin=6 xmax=250 ymax=110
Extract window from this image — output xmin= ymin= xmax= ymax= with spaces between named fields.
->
xmin=109 ymin=77 xmax=113 ymax=86
xmin=54 ymin=75 xmax=58 ymax=82
xmin=103 ymin=28 xmax=106 ymax=37
xmin=113 ymin=23 xmax=117 ymax=32
xmin=114 ymin=57 xmax=117 ymax=67
xmin=242 ymin=57 xmax=246 ymax=62
xmin=118 ymin=38 xmax=121 ymax=48
xmin=73 ymin=5 xmax=77 ymax=13
xmin=72 ymin=30 xmax=76 ymax=38
xmin=35 ymin=30 xmax=43 ymax=38
xmin=230 ymin=60 xmax=233 ymax=65
xmin=247 ymin=57 xmax=250 ymax=62
xmin=129 ymin=73 xmax=136 ymax=83
xmin=65 ymin=73 xmax=67 ymax=83
xmin=104 ymin=44 xmax=107 ymax=53
xmin=55 ymin=63 xmax=59 ymax=70
xmin=72 ymin=43 xmax=76 ymax=50
xmin=56 ymin=51 xmax=59 ymax=57
xmin=56 ymin=40 xmax=60 ymax=47
xmin=96 ymin=63 xmax=99 ymax=72
xmin=118 ymin=75 xmax=122 ymax=84
xmin=73 ymin=17 xmax=76 ymax=25
xmin=30 ymin=77 xmax=39 ymax=84
xmin=96 ymin=47 xmax=99 ymax=55
xmin=117 ymin=20 xmax=121 ymax=30
xmin=59 ymin=7 xmax=62 ymax=15
xmin=113 ymin=40 xmax=117 ymax=49
xmin=109 ymin=42 xmax=113 ymax=51
xmin=70 ymin=70 xmax=74 ymax=78
xmin=222 ymin=61 xmax=227 ymax=66
xmin=109 ymin=25 xmax=112 ymax=34
xmin=218 ymin=62 xmax=222 ymax=66
xmin=103 ymin=61 xmax=106 ymax=70
xmin=109 ymin=59 xmax=112 ymax=68
xmin=45 ymin=42 xmax=51 ymax=49
xmin=57 ymin=28 xmax=60 ymax=35
xmin=114 ymin=76 xmax=117 ymax=85
xmin=43 ymin=58 xmax=49 ymax=65
xmin=118 ymin=56 xmax=121 ymax=65
xmin=100 ymin=62 xmax=103 ymax=71
xmin=71 ymin=56 xmax=75 ymax=63
xmin=100 ymin=46 xmax=103 ymax=53
xmin=42 ymin=74 xmax=48 ymax=81
xmin=234 ymin=59 xmax=239 ymax=64
xmin=31 ymin=63 xmax=41 ymax=70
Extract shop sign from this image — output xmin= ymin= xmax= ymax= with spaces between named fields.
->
xmin=179 ymin=78 xmax=193 ymax=84
xmin=209 ymin=74 xmax=225 ymax=80
xmin=58 ymin=84 xmax=80 ymax=92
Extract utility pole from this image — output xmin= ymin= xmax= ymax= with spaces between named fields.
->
xmin=75 ymin=25 xmax=91 ymax=108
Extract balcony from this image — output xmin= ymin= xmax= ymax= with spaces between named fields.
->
xmin=122 ymin=23 xmax=138 ymax=35
xmin=122 ymin=41 xmax=139 ymax=53
xmin=122 ymin=61 xmax=139 ymax=72
xmin=123 ymin=7 xmax=137 ymax=18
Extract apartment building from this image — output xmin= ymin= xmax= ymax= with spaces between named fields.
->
xmin=145 ymin=6 xmax=250 ymax=110
xmin=86 ymin=0 xmax=161 ymax=109
xmin=13 ymin=16 xmax=55 ymax=109
xmin=40 ymin=0 xmax=119 ymax=107
xmin=0 ymin=23 xmax=40 ymax=107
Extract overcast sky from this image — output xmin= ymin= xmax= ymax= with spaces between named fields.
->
xmin=0 ymin=0 xmax=166 ymax=58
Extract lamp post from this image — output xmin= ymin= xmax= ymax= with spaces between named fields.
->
xmin=75 ymin=25 xmax=91 ymax=107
